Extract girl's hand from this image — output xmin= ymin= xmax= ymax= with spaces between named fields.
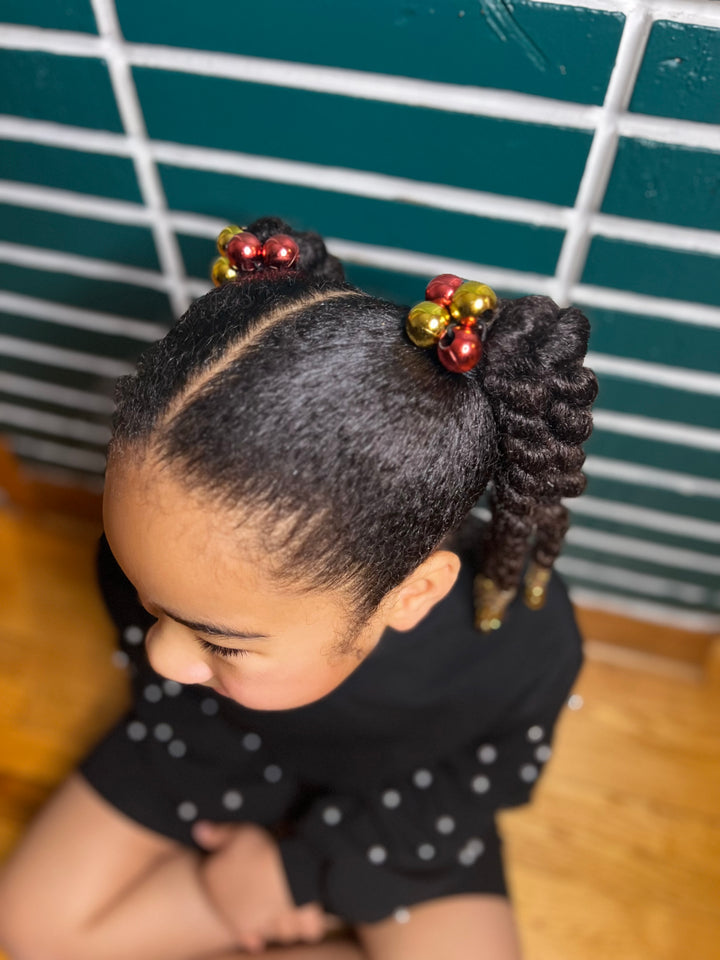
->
xmin=192 ymin=820 xmax=328 ymax=954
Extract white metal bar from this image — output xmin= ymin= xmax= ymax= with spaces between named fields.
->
xmin=1 ymin=117 xmax=719 ymax=256
xmin=566 ymin=524 xmax=720 ymax=574
xmin=0 ymin=179 xmax=153 ymax=226
xmin=89 ymin=0 xmax=189 ymax=318
xmin=8 ymin=433 xmax=106 ymax=472
xmin=0 ymin=401 xmax=110 ymax=444
xmin=514 ymin=0 xmax=720 ymax=29
xmin=584 ymin=455 xmax=720 ymax=498
xmin=125 ymin=41 xmax=601 ymax=128
xmin=619 ymin=113 xmax=720 ymax=152
xmin=0 ymin=334 xmax=131 ymax=377
xmin=591 ymin=213 xmax=720 ymax=256
xmin=568 ymin=494 xmax=720 ymax=543
xmin=556 ymin=555 xmax=713 ymax=606
xmin=586 ymin=352 xmax=720 ymax=396
xmin=0 ymin=372 xmax=114 ymax=414
xmin=553 ymin=6 xmax=653 ymax=305
xmin=3 ymin=156 xmax=720 ymax=259
xmin=0 ymin=114 xmax=133 ymax=154
xmin=592 ymin=409 xmax=720 ymax=451
xmin=323 ymin=238 xmax=556 ymax=293
xmin=0 ymin=289 xmax=167 ymax=341
xmin=0 ymin=240 xmax=168 ymax=291
xmin=151 ymin=139 xmax=572 ymax=229
xmin=568 ymin=586 xmax=720 ymax=632
xmin=573 ymin=284 xmax=720 ymax=329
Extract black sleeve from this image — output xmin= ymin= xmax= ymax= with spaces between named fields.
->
xmin=278 ymin=634 xmax=582 ymax=924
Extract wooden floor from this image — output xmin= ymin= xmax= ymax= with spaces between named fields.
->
xmin=0 ymin=505 xmax=718 ymax=960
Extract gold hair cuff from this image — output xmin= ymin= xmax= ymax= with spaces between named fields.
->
xmin=523 ymin=562 xmax=551 ymax=611
xmin=474 ymin=576 xmax=517 ymax=633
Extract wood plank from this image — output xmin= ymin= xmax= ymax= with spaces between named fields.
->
xmin=574 ymin=605 xmax=713 ymax=666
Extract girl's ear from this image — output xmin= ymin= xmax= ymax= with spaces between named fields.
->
xmin=382 ymin=550 xmax=461 ymax=632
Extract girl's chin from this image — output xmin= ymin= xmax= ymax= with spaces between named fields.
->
xmin=209 ymin=679 xmax=334 ymax=712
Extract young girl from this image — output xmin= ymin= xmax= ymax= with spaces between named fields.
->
xmin=0 ymin=216 xmax=597 ymax=960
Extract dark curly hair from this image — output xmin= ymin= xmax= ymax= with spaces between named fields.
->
xmin=109 ymin=216 xmax=597 ymax=632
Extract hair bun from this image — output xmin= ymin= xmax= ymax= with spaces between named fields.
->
xmin=244 ymin=216 xmax=345 ymax=282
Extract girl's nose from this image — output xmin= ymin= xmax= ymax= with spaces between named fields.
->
xmin=145 ymin=619 xmax=214 ymax=685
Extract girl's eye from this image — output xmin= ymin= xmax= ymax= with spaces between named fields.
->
xmin=197 ymin=638 xmax=249 ymax=660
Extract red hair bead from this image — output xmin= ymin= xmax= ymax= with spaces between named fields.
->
xmin=263 ymin=234 xmax=299 ymax=269
xmin=425 ymin=274 xmax=464 ymax=307
xmin=437 ymin=322 xmax=483 ymax=373
xmin=226 ymin=231 xmax=263 ymax=270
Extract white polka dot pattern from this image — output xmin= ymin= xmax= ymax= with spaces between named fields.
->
xmin=568 ymin=693 xmax=584 ymax=710
xmin=168 ymin=739 xmax=187 ymax=758
xmin=126 ymin=720 xmax=147 ymax=741
xmin=242 ymin=732 xmax=262 ymax=751
xmin=222 ymin=790 xmax=243 ymax=811
xmin=535 ymin=744 xmax=552 ymax=763
xmin=519 ymin=763 xmax=538 ymax=782
xmin=394 ymin=907 xmax=411 ymax=924
xmin=322 ymin=806 xmax=342 ymax=826
xmin=458 ymin=837 xmax=484 ymax=865
xmin=435 ymin=815 xmax=456 ymax=835
xmin=264 ymin=764 xmax=282 ymax=783
xmin=526 ymin=725 xmax=544 ymax=742
xmin=381 ymin=789 xmax=401 ymax=809
xmin=153 ymin=722 xmax=173 ymax=742
xmin=123 ymin=625 xmax=144 ymax=645
xmin=111 ymin=650 xmax=129 ymax=670
xmin=177 ymin=801 xmax=198 ymax=821
xmin=367 ymin=845 xmax=387 ymax=865
xmin=163 ymin=680 xmax=183 ymax=696
xmin=200 ymin=697 xmax=219 ymax=716
xmin=417 ymin=843 xmax=436 ymax=861
xmin=476 ymin=744 xmax=497 ymax=764
xmin=143 ymin=684 xmax=162 ymax=703
xmin=471 ymin=774 xmax=491 ymax=794
xmin=412 ymin=769 xmax=433 ymax=789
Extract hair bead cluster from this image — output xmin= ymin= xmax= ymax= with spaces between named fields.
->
xmin=212 ymin=225 xmax=300 ymax=285
xmin=111 ymin=216 xmax=596 ymax=636
xmin=406 ymin=274 xmax=498 ymax=374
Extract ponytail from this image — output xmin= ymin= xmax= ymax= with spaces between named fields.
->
xmin=473 ymin=297 xmax=597 ymax=630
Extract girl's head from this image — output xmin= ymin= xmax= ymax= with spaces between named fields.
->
xmin=104 ymin=216 xmax=596 ymax=710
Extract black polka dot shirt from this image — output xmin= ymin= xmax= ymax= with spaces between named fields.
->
xmin=81 ymin=537 xmax=584 ymax=925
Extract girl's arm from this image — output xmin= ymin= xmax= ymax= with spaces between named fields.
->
xmin=0 ymin=774 xmax=319 ymax=960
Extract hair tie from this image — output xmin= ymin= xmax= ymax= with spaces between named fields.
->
xmin=211 ymin=225 xmax=300 ymax=286
xmin=406 ymin=274 xmax=498 ymax=373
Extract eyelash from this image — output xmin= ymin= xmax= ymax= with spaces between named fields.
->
xmin=197 ymin=638 xmax=249 ymax=660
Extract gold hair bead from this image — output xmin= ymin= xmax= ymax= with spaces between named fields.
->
xmin=474 ymin=576 xmax=517 ymax=633
xmin=523 ymin=562 xmax=551 ymax=611
xmin=448 ymin=281 xmax=498 ymax=321
xmin=216 ymin=225 xmax=243 ymax=256
xmin=406 ymin=301 xmax=451 ymax=348
xmin=211 ymin=256 xmax=239 ymax=287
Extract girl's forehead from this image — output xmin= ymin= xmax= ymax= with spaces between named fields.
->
xmin=103 ymin=456 xmax=342 ymax=630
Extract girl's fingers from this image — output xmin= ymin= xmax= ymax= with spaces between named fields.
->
xmin=240 ymin=933 xmax=267 ymax=954
xmin=295 ymin=903 xmax=329 ymax=942
xmin=272 ymin=914 xmax=302 ymax=945
xmin=191 ymin=820 xmax=237 ymax=850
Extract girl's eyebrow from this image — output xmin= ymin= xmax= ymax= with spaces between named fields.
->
xmin=161 ymin=607 xmax=269 ymax=640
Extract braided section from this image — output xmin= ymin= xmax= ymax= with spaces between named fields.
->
xmin=478 ymin=296 xmax=597 ymax=594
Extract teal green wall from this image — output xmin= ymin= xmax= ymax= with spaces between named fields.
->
xmin=0 ymin=0 xmax=719 ymax=630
